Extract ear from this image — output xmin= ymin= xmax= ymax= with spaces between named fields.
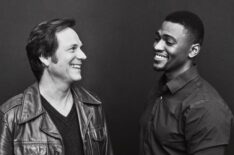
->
xmin=39 ymin=55 xmax=51 ymax=67
xmin=188 ymin=43 xmax=201 ymax=59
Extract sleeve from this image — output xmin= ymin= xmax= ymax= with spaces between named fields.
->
xmin=0 ymin=111 xmax=14 ymax=155
xmin=184 ymin=100 xmax=233 ymax=155
xmin=193 ymin=146 xmax=226 ymax=155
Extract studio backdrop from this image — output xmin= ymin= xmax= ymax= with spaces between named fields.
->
xmin=0 ymin=0 xmax=234 ymax=154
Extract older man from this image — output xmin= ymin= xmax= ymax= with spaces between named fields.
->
xmin=0 ymin=18 xmax=113 ymax=155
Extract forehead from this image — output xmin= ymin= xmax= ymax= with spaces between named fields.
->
xmin=158 ymin=21 xmax=189 ymax=39
xmin=56 ymin=27 xmax=82 ymax=46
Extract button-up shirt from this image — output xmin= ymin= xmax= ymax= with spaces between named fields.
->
xmin=140 ymin=66 xmax=233 ymax=155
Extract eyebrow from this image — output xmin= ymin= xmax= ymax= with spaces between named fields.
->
xmin=71 ymin=44 xmax=78 ymax=47
xmin=69 ymin=43 xmax=83 ymax=48
xmin=65 ymin=44 xmax=76 ymax=50
xmin=155 ymin=31 xmax=177 ymax=42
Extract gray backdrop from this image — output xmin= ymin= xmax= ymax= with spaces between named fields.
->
xmin=0 ymin=0 xmax=234 ymax=154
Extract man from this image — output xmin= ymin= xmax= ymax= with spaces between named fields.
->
xmin=139 ymin=11 xmax=233 ymax=155
xmin=0 ymin=18 xmax=113 ymax=155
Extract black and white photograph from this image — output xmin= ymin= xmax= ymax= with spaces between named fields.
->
xmin=0 ymin=0 xmax=234 ymax=155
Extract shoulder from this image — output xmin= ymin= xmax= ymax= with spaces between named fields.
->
xmin=183 ymin=77 xmax=233 ymax=127
xmin=183 ymin=80 xmax=233 ymax=153
xmin=72 ymin=85 xmax=102 ymax=105
xmin=80 ymin=87 xmax=101 ymax=101
xmin=0 ymin=93 xmax=23 ymax=129
xmin=184 ymin=77 xmax=230 ymax=111
xmin=0 ymin=93 xmax=23 ymax=114
xmin=182 ymin=77 xmax=233 ymax=125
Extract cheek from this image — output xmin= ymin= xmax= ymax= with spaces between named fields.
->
xmin=165 ymin=47 xmax=177 ymax=59
xmin=169 ymin=45 xmax=188 ymax=57
xmin=51 ymin=55 xmax=58 ymax=63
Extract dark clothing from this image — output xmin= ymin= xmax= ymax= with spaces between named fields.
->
xmin=41 ymin=95 xmax=84 ymax=155
xmin=0 ymin=83 xmax=113 ymax=155
xmin=140 ymin=66 xmax=233 ymax=155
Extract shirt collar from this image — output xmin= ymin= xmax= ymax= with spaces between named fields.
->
xmin=19 ymin=83 xmax=101 ymax=124
xmin=165 ymin=66 xmax=199 ymax=94
xmin=71 ymin=85 xmax=101 ymax=105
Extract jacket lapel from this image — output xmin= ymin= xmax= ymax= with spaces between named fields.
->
xmin=18 ymin=83 xmax=44 ymax=124
xmin=72 ymin=86 xmax=101 ymax=140
xmin=18 ymin=83 xmax=101 ymax=141
xmin=18 ymin=83 xmax=62 ymax=140
xmin=40 ymin=114 xmax=62 ymax=140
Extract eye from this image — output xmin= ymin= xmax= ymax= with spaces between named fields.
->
xmin=68 ymin=45 xmax=77 ymax=52
xmin=165 ymin=40 xmax=174 ymax=46
xmin=165 ymin=37 xmax=176 ymax=46
xmin=71 ymin=46 xmax=76 ymax=50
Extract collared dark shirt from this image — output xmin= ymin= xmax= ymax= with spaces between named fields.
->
xmin=139 ymin=66 xmax=233 ymax=155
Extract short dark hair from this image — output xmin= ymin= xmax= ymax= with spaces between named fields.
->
xmin=26 ymin=18 xmax=76 ymax=81
xmin=165 ymin=11 xmax=204 ymax=45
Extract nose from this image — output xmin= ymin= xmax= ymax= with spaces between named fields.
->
xmin=76 ymin=48 xmax=87 ymax=60
xmin=153 ymin=40 xmax=164 ymax=51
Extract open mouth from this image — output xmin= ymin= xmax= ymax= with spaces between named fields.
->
xmin=155 ymin=53 xmax=168 ymax=59
xmin=71 ymin=64 xmax=81 ymax=69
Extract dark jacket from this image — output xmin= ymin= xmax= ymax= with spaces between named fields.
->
xmin=0 ymin=83 xmax=113 ymax=155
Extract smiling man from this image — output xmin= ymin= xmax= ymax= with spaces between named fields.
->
xmin=139 ymin=11 xmax=233 ymax=155
xmin=0 ymin=19 xmax=113 ymax=155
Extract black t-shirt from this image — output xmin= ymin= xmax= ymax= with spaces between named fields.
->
xmin=41 ymin=95 xmax=84 ymax=155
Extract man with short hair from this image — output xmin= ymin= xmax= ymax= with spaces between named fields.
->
xmin=0 ymin=18 xmax=113 ymax=155
xmin=139 ymin=11 xmax=233 ymax=155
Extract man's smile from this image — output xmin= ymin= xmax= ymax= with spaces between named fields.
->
xmin=70 ymin=64 xmax=81 ymax=69
xmin=154 ymin=52 xmax=168 ymax=61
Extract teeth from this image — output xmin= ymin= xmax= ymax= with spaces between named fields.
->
xmin=71 ymin=64 xmax=80 ymax=68
xmin=156 ymin=54 xmax=167 ymax=58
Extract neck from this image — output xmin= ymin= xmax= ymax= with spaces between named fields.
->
xmin=165 ymin=61 xmax=193 ymax=81
xmin=38 ymin=70 xmax=75 ymax=116
xmin=39 ymin=72 xmax=72 ymax=106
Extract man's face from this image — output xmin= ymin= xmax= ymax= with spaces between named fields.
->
xmin=47 ymin=27 xmax=87 ymax=84
xmin=153 ymin=21 xmax=193 ymax=74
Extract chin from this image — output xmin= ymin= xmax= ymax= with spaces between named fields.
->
xmin=71 ymin=75 xmax=82 ymax=82
xmin=153 ymin=64 xmax=165 ymax=72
